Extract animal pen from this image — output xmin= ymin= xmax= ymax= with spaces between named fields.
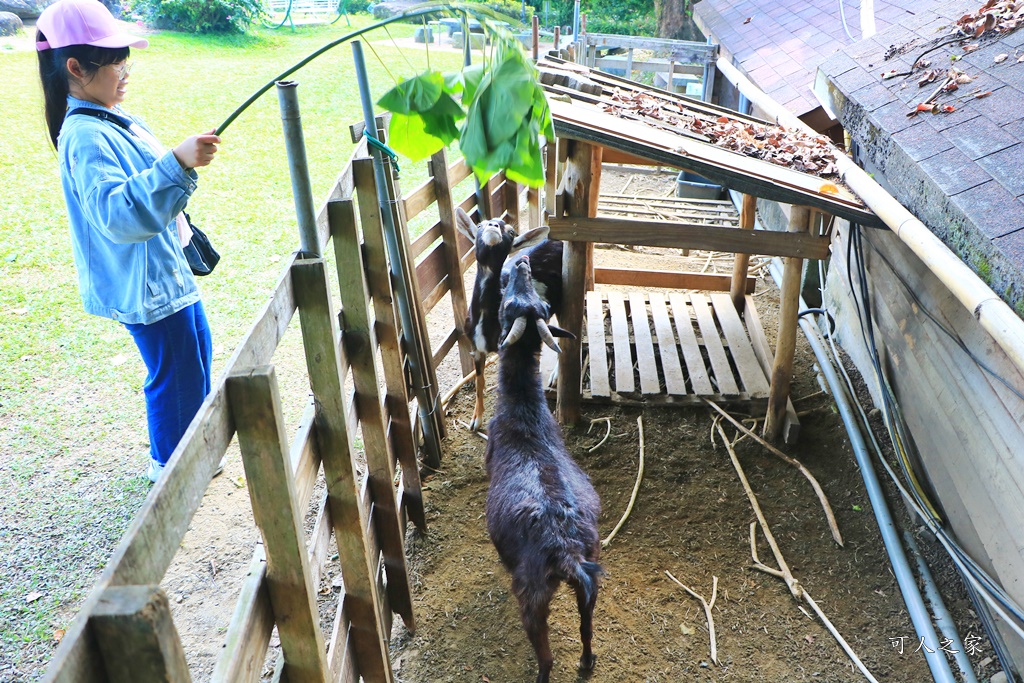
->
xmin=43 ymin=47 xmax=961 ymax=683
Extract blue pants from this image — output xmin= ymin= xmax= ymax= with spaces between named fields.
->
xmin=124 ymin=301 xmax=213 ymax=465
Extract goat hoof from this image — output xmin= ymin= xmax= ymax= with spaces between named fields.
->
xmin=579 ymin=653 xmax=597 ymax=671
xmin=469 ymin=417 xmax=480 ymax=432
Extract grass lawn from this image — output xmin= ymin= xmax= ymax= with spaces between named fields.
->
xmin=0 ymin=15 xmax=468 ymax=678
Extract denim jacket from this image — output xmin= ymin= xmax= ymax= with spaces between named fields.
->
xmin=58 ymin=96 xmax=200 ymax=325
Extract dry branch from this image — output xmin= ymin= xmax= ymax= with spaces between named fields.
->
xmin=602 ymin=415 xmax=645 ymax=548
xmin=705 ymin=399 xmax=843 ymax=547
xmin=665 ymin=571 xmax=718 ymax=665
xmin=588 ymin=417 xmax=613 ymax=452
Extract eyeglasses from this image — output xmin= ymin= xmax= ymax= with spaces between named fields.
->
xmin=91 ymin=61 xmax=134 ymax=80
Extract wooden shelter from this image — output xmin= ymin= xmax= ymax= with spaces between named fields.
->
xmin=538 ymin=56 xmax=879 ymax=440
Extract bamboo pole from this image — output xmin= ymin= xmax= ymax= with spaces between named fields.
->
xmin=764 ymin=205 xmax=811 ymax=441
xmin=730 ymin=193 xmax=757 ymax=311
xmin=715 ymin=57 xmax=1024 ymax=381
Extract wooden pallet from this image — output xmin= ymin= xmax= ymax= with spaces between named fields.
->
xmin=579 ymin=290 xmax=771 ymax=411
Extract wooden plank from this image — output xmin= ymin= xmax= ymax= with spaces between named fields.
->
xmin=596 ymin=205 xmax=741 ymax=225
xmin=599 ymin=148 xmax=662 ymax=166
xmin=326 ymin=592 xmax=358 ymax=683
xmin=504 ymin=178 xmax=520 ymax=228
xmin=583 ymin=33 xmax=717 ymax=61
xmin=421 ymin=276 xmax=449 ymax=314
xmin=600 ymin=194 xmax=736 ymax=209
xmin=432 ymin=148 xmax=475 ymax=377
xmin=742 ymin=296 xmax=799 ymax=444
xmin=448 ymin=156 xmax=472 ymax=186
xmin=669 ymin=293 xmax=714 ymax=395
xmin=594 ymin=268 xmax=754 ymax=293
xmin=352 ymin=159 xmax=426 ymax=532
xmin=710 ymin=293 xmax=770 ymax=397
xmin=545 ymin=141 xmax=557 ymax=217
xmin=607 ymin=291 xmax=635 ymax=394
xmin=349 ymin=114 xmax=391 ymax=143
xmin=289 ymin=403 xmax=320 ymax=518
xmin=226 ymin=367 xmax=330 ymax=683
xmin=416 ymin=242 xmax=448 ymax=295
xmin=402 ymin=176 xmax=437 ymax=221
xmin=586 ymin=291 xmax=611 ymax=397
xmin=210 ymin=545 xmax=272 ymax=683
xmin=649 ymin=294 xmax=686 ymax=396
xmin=690 ymin=293 xmax=740 ymax=396
xmin=528 ymin=186 xmax=541 ymax=230
xmin=91 ymin=586 xmax=191 ymax=683
xmin=328 ymin=212 xmax=416 ymax=630
xmin=432 ymin=327 xmax=460 ymax=369
xmin=549 ymin=215 xmax=830 ymax=259
xmin=628 ymin=293 xmax=660 ymax=394
xmin=288 ymin=250 xmax=394 ymax=683
xmin=410 ymin=222 xmax=442 ymax=259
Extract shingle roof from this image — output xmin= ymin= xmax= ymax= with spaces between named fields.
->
xmin=817 ymin=0 xmax=1024 ymax=302
xmin=693 ymin=0 xmax=923 ymax=117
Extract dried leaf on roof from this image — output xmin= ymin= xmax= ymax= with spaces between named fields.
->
xmin=600 ymin=88 xmax=839 ymax=177
xmin=954 ymin=0 xmax=1024 ymax=37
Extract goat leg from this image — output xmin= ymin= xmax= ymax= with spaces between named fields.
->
xmin=575 ymin=581 xmax=598 ymax=671
xmin=470 ymin=353 xmax=487 ymax=432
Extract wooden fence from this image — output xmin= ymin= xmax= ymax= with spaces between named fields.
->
xmin=42 ymin=121 xmax=533 ymax=683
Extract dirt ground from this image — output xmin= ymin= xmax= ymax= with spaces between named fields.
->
xmin=159 ymin=167 xmax=994 ymax=683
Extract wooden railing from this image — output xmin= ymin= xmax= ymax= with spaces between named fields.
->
xmin=42 ymin=127 xmax=527 ymax=682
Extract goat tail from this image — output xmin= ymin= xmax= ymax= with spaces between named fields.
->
xmin=574 ymin=560 xmax=605 ymax=605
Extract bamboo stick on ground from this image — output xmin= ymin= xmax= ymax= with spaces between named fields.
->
xmin=588 ymin=417 xmax=612 ymax=452
xmin=602 ymin=415 xmax=645 ymax=548
xmin=706 ymin=399 xmax=843 ymax=547
xmin=665 ymin=571 xmax=718 ymax=665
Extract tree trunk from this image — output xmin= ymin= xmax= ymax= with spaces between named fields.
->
xmin=655 ymin=0 xmax=703 ymax=41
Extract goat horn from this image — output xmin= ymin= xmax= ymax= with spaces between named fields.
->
xmin=501 ymin=316 xmax=528 ymax=348
xmin=536 ymin=319 xmax=562 ymax=354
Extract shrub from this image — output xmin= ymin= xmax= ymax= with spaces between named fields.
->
xmin=130 ymin=0 xmax=264 ymax=33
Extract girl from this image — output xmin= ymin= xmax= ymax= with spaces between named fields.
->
xmin=36 ymin=0 xmax=222 ymax=482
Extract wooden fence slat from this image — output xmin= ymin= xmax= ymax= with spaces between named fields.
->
xmin=668 ymin=293 xmax=714 ymax=395
xmin=504 ymin=178 xmax=520 ymax=227
xmin=416 ymin=242 xmax=449 ymax=295
xmin=289 ymin=254 xmax=394 ymax=683
xmin=432 ymin=327 xmax=460 ymax=369
xmin=402 ymin=176 xmax=437 ymax=221
xmin=448 ymin=156 xmax=472 ymax=186
xmin=329 ymin=205 xmax=416 ymax=629
xmin=710 ymin=292 xmax=770 ymax=397
xmin=410 ymin=222 xmax=442 ymax=259
xmin=549 ymin=216 xmax=831 ymax=259
xmin=649 ymin=294 xmax=687 ymax=396
xmin=607 ymin=291 xmax=635 ymax=393
xmin=421 ymin=276 xmax=450 ymax=315
xmin=690 ymin=293 xmax=740 ymax=395
xmin=594 ymin=268 xmax=754 ymax=293
xmin=628 ymin=293 xmax=660 ymax=393
xmin=210 ymin=545 xmax=272 ymax=683
xmin=91 ymin=586 xmax=191 ymax=683
xmin=586 ymin=290 xmax=610 ymax=397
xmin=352 ymin=159 xmax=426 ymax=532
xmin=432 ymin=148 xmax=475 ymax=376
xmin=226 ymin=366 xmax=330 ymax=683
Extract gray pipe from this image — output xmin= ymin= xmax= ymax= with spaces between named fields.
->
xmin=351 ymin=41 xmax=443 ymax=470
xmin=276 ymin=81 xmax=321 ymax=258
xmin=779 ymin=257 xmax=957 ymax=683
xmin=904 ymin=530 xmax=980 ymax=683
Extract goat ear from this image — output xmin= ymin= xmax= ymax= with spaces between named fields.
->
xmin=546 ymin=323 xmax=577 ymax=341
xmin=509 ymin=226 xmax=549 ymax=254
xmin=455 ymin=207 xmax=477 ymax=243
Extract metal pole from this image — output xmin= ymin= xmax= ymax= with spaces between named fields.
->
xmin=351 ymin=40 xmax=443 ymax=469
xmin=572 ymin=0 xmax=580 ymax=42
xmin=276 ymin=81 xmax=321 ymax=257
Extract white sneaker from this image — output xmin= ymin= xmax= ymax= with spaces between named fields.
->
xmin=146 ymin=460 xmax=165 ymax=483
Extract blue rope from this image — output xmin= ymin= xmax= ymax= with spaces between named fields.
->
xmin=365 ymin=130 xmax=400 ymax=175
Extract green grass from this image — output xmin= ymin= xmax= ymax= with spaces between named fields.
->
xmin=0 ymin=16 xmax=468 ymax=678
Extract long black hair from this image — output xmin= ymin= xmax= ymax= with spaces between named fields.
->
xmin=36 ymin=31 xmax=129 ymax=148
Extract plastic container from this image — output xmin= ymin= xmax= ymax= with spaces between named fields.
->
xmin=675 ymin=171 xmax=724 ymax=200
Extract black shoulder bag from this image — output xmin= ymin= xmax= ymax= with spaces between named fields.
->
xmin=66 ymin=108 xmax=220 ymax=276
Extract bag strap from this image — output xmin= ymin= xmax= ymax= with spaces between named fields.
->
xmin=66 ymin=107 xmax=134 ymax=134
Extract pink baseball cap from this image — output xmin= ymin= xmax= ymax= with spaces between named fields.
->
xmin=36 ymin=0 xmax=149 ymax=51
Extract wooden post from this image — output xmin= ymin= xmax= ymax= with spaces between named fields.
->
xmin=226 ymin=366 xmax=331 ymax=683
xmin=764 ymin=205 xmax=811 ymax=442
xmin=553 ymin=26 xmax=560 ymax=52
xmin=353 ymin=158 xmax=431 ymax=490
xmin=668 ymin=60 xmax=676 ymax=91
xmin=91 ymin=586 xmax=191 ymax=683
xmin=532 ymin=14 xmax=539 ymax=61
xmin=318 ymin=221 xmax=417 ymax=629
xmin=544 ymin=141 xmax=558 ymax=219
xmin=432 ymin=149 xmax=475 ymax=377
xmin=626 ymin=47 xmax=634 ymax=80
xmin=731 ymin=193 xmax=757 ymax=312
xmin=528 ymin=186 xmax=541 ymax=229
xmin=557 ymin=140 xmax=602 ymax=425
xmin=274 ymin=256 xmax=395 ymax=682
xmin=504 ymin=177 xmax=520 ymax=227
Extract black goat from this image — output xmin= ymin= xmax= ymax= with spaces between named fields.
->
xmin=455 ymin=207 xmax=548 ymax=430
xmin=485 ymin=253 xmax=602 ymax=683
